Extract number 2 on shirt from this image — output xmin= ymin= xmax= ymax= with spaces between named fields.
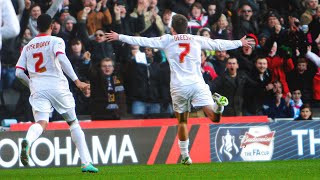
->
xmin=179 ymin=43 xmax=190 ymax=63
xmin=33 ymin=52 xmax=47 ymax=73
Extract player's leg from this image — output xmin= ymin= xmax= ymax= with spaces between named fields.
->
xmin=21 ymin=93 xmax=52 ymax=166
xmin=175 ymin=112 xmax=192 ymax=165
xmin=171 ymin=87 xmax=192 ymax=165
xmin=203 ymin=92 xmax=228 ymax=122
xmin=61 ymin=108 xmax=98 ymax=173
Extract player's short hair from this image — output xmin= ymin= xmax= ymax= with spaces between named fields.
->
xmin=171 ymin=14 xmax=188 ymax=34
xmin=37 ymin=14 xmax=52 ymax=33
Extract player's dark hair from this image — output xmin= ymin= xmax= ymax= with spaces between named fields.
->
xmin=171 ymin=14 xmax=188 ymax=34
xmin=37 ymin=14 xmax=52 ymax=33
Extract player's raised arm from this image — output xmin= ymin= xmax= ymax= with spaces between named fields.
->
xmin=1 ymin=0 xmax=20 ymax=39
xmin=197 ymin=35 xmax=255 ymax=51
xmin=105 ymin=31 xmax=169 ymax=49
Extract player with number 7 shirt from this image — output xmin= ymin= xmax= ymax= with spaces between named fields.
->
xmin=15 ymin=14 xmax=98 ymax=173
xmin=106 ymin=14 xmax=255 ymax=165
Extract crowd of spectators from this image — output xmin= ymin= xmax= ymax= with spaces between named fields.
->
xmin=1 ymin=0 xmax=320 ymax=122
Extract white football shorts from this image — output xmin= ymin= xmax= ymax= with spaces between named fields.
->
xmin=171 ymin=82 xmax=214 ymax=113
xmin=29 ymin=89 xmax=75 ymax=122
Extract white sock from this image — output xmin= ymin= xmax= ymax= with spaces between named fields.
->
xmin=70 ymin=123 xmax=92 ymax=164
xmin=213 ymin=103 xmax=224 ymax=114
xmin=26 ymin=123 xmax=43 ymax=145
xmin=178 ymin=139 xmax=189 ymax=159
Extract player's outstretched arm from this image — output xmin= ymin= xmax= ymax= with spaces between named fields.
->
xmin=105 ymin=31 xmax=168 ymax=49
xmin=198 ymin=35 xmax=255 ymax=51
xmin=1 ymin=0 xmax=20 ymax=39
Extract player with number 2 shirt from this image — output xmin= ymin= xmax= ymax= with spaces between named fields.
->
xmin=15 ymin=14 xmax=98 ymax=173
xmin=106 ymin=14 xmax=255 ymax=165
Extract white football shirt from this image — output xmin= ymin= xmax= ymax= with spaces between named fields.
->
xmin=16 ymin=34 xmax=69 ymax=94
xmin=119 ymin=34 xmax=242 ymax=88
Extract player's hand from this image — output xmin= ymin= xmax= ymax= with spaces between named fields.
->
xmin=74 ymin=80 xmax=89 ymax=92
xmin=240 ymin=36 xmax=255 ymax=48
xmin=105 ymin=31 xmax=119 ymax=42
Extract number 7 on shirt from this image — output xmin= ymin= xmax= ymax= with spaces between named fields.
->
xmin=179 ymin=43 xmax=190 ymax=63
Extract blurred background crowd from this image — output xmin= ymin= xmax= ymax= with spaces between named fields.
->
xmin=1 ymin=0 xmax=320 ymax=122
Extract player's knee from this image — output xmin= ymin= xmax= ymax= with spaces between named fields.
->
xmin=37 ymin=120 xmax=48 ymax=130
xmin=61 ymin=108 xmax=77 ymax=124
xmin=176 ymin=112 xmax=188 ymax=123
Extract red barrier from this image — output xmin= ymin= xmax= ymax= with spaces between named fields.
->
xmin=10 ymin=116 xmax=268 ymax=131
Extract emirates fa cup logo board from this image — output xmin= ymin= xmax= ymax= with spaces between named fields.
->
xmin=212 ymin=126 xmax=275 ymax=162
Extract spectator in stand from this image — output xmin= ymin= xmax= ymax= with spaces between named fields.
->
xmin=201 ymin=50 xmax=217 ymax=85
xmin=211 ymin=50 xmax=228 ymax=76
xmin=211 ymin=14 xmax=233 ymax=40
xmin=77 ymin=0 xmax=112 ymax=36
xmin=300 ymin=0 xmax=319 ymax=26
xmin=262 ymin=80 xmax=294 ymax=119
xmin=78 ymin=7 xmax=114 ymax=65
xmin=261 ymin=10 xmax=281 ymax=38
xmin=173 ymin=0 xmax=195 ymax=18
xmin=266 ymin=41 xmax=294 ymax=97
xmin=141 ymin=0 xmax=164 ymax=37
xmin=211 ymin=57 xmax=257 ymax=116
xmin=287 ymin=57 xmax=317 ymax=104
xmin=237 ymin=33 xmax=258 ymax=74
xmin=130 ymin=0 xmax=164 ymax=37
xmin=245 ymin=56 xmax=273 ymax=115
xmin=162 ymin=9 xmax=175 ymax=35
xmin=51 ymin=18 xmax=63 ymax=37
xmin=68 ymin=39 xmax=91 ymax=83
xmin=206 ymin=1 xmax=222 ymax=28
xmin=112 ymin=2 xmax=136 ymax=36
xmin=123 ymin=45 xmax=161 ymax=116
xmin=128 ymin=0 xmax=148 ymax=36
xmin=61 ymin=15 xmax=77 ymax=55
xmin=89 ymin=57 xmax=126 ymax=120
xmin=290 ymin=89 xmax=304 ymax=119
xmin=294 ymin=103 xmax=313 ymax=120
xmin=28 ymin=0 xmax=64 ymax=37
xmin=187 ymin=2 xmax=209 ymax=35
xmin=307 ymin=5 xmax=320 ymax=51
xmin=199 ymin=28 xmax=215 ymax=60
xmin=232 ymin=3 xmax=259 ymax=39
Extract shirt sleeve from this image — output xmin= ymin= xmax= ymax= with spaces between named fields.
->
xmin=195 ymin=36 xmax=242 ymax=51
xmin=1 ymin=0 xmax=20 ymax=39
xmin=119 ymin=34 xmax=170 ymax=49
xmin=53 ymin=38 xmax=66 ymax=56
xmin=306 ymin=51 xmax=320 ymax=67
xmin=57 ymin=53 xmax=78 ymax=81
xmin=16 ymin=46 xmax=27 ymax=71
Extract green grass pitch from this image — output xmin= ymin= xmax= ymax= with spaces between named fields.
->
xmin=2 ymin=159 xmax=320 ymax=179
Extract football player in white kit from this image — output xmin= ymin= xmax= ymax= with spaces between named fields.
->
xmin=15 ymin=14 xmax=98 ymax=173
xmin=106 ymin=14 xmax=254 ymax=165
